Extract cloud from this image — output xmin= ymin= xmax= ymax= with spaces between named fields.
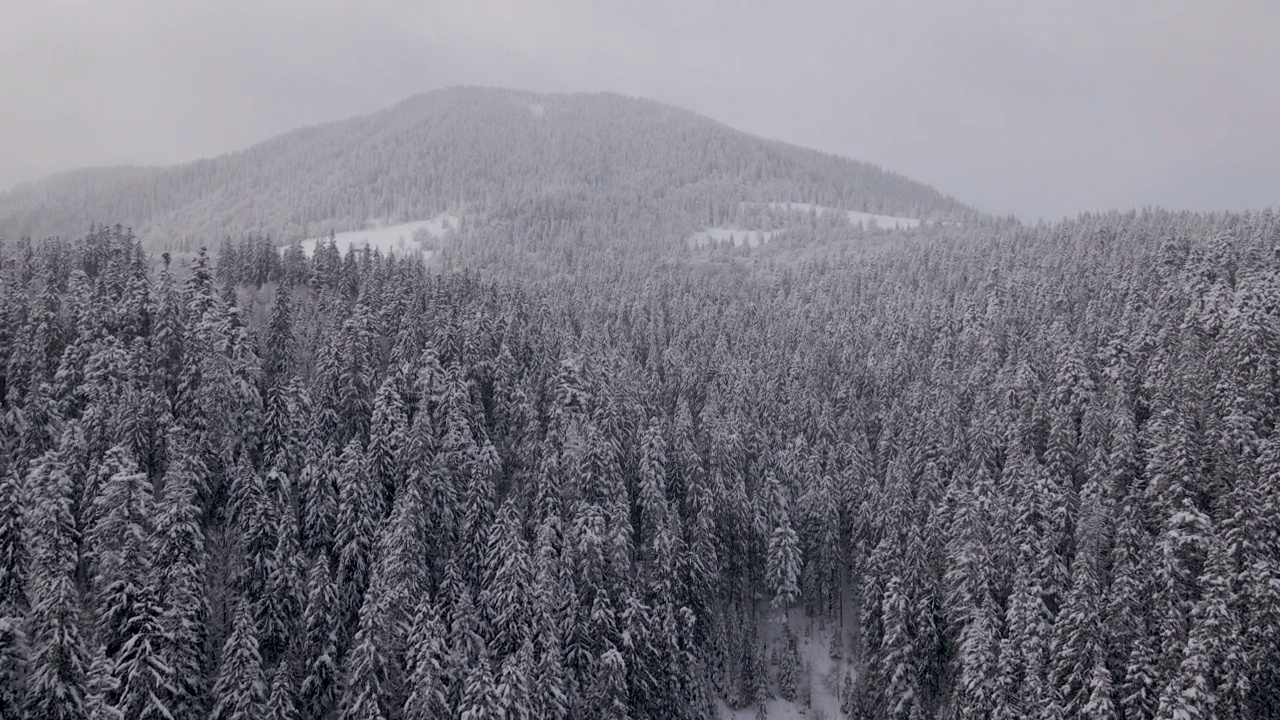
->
xmin=2 ymin=0 xmax=1278 ymax=220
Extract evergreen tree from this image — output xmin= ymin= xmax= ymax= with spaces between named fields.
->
xmin=777 ymin=625 xmax=801 ymax=702
xmin=403 ymin=595 xmax=449 ymax=720
xmin=765 ymin=472 xmax=801 ymax=610
xmin=0 ymin=469 xmax=26 ymax=614
xmin=84 ymin=445 xmax=154 ymax=661
xmin=458 ymin=646 xmax=500 ymax=720
xmin=153 ymin=427 xmax=210 ymax=720
xmin=24 ymin=447 xmax=90 ymax=720
xmin=209 ymin=599 xmax=266 ymax=720
xmin=265 ymin=648 xmax=301 ymax=720
xmin=335 ymin=439 xmax=377 ymax=633
xmin=0 ymin=615 xmax=28 ymax=720
xmin=298 ymin=559 xmax=342 ymax=720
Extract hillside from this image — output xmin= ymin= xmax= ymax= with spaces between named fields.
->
xmin=0 ymin=87 xmax=976 ymax=248
xmin=5 ymin=208 xmax=1279 ymax=720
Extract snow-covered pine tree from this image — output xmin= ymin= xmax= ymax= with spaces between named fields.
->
xmin=403 ymin=594 xmax=449 ymax=720
xmin=0 ymin=469 xmax=27 ymax=615
xmin=152 ymin=426 xmax=209 ymax=720
xmin=764 ymin=471 xmax=801 ymax=611
xmin=298 ymin=558 xmax=342 ymax=720
xmin=24 ymin=446 xmax=90 ymax=720
xmin=0 ymin=615 xmax=28 ymax=720
xmin=209 ymin=598 xmax=267 ymax=720
xmin=777 ymin=624 xmax=800 ymax=701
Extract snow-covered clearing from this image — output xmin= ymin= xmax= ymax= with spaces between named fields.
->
xmin=755 ymin=201 xmax=921 ymax=230
xmin=528 ymin=103 xmax=546 ymax=117
xmin=720 ymin=608 xmax=854 ymax=720
xmin=294 ymin=214 xmax=460 ymax=257
xmin=690 ymin=202 xmax=923 ymax=249
xmin=688 ymin=227 xmax=776 ymax=249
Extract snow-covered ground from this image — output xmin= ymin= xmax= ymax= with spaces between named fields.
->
xmin=690 ymin=202 xmax=923 ymax=250
xmin=756 ymin=201 xmax=921 ymax=230
xmin=294 ymin=214 xmax=460 ymax=257
xmin=720 ymin=608 xmax=854 ymax=720
xmin=688 ymin=227 xmax=777 ymax=249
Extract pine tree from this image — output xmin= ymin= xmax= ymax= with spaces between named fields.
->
xmin=1155 ymin=535 xmax=1243 ymax=720
xmin=209 ymin=599 xmax=266 ymax=720
xmin=263 ymin=281 xmax=296 ymax=390
xmin=495 ymin=639 xmax=534 ymax=720
xmin=0 ymin=615 xmax=28 ymax=720
xmin=300 ymin=445 xmax=340 ymax=557
xmin=24 ymin=447 xmax=90 ymax=720
xmin=335 ymin=439 xmax=377 ymax=634
xmin=366 ymin=375 xmax=408 ymax=518
xmin=1050 ymin=476 xmax=1110 ymax=717
xmin=765 ymin=472 xmax=801 ymax=610
xmin=298 ymin=559 xmax=342 ymax=720
xmin=1081 ymin=652 xmax=1118 ymax=720
xmin=340 ymin=594 xmax=392 ymax=720
xmin=153 ymin=427 xmax=209 ymax=720
xmin=458 ymin=646 xmax=500 ymax=720
xmin=877 ymin=575 xmax=918 ymax=720
xmin=482 ymin=500 xmax=533 ymax=659
xmin=944 ymin=476 xmax=1000 ymax=718
xmin=595 ymin=647 xmax=631 ymax=720
xmin=777 ymin=625 xmax=801 ymax=701
xmin=403 ymin=595 xmax=449 ymax=720
xmin=259 ymin=474 xmax=304 ymax=670
xmin=744 ymin=614 xmax=770 ymax=713
xmin=265 ymin=649 xmax=300 ymax=720
xmin=232 ymin=457 xmax=277 ymax=605
xmin=458 ymin=440 xmax=498 ymax=590
xmin=99 ymin=588 xmax=173 ymax=720
xmin=84 ymin=445 xmax=154 ymax=660
xmin=0 ymin=469 xmax=26 ymax=614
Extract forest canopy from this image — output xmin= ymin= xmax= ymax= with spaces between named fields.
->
xmin=2 ymin=204 xmax=1280 ymax=720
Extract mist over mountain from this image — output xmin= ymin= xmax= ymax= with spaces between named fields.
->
xmin=0 ymin=87 xmax=976 ymax=248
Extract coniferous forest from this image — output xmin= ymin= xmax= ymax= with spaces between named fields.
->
xmin=2 ymin=204 xmax=1280 ymax=720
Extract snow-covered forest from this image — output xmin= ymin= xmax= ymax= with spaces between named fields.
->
xmin=0 ymin=88 xmax=976 ymax=249
xmin=2 ymin=203 xmax=1279 ymax=720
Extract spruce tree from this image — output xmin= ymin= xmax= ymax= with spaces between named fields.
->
xmin=0 ymin=615 xmax=28 ymax=720
xmin=209 ymin=599 xmax=266 ymax=720
xmin=24 ymin=447 xmax=90 ymax=720
xmin=153 ymin=427 xmax=209 ymax=720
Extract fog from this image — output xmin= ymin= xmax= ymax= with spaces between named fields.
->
xmin=2 ymin=0 xmax=1277 ymax=220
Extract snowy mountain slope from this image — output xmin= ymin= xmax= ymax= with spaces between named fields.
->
xmin=296 ymin=213 xmax=460 ymax=257
xmin=0 ymin=87 xmax=976 ymax=249
xmin=688 ymin=228 xmax=778 ymax=248
xmin=688 ymin=201 xmax=923 ymax=250
xmin=753 ymin=201 xmax=922 ymax=229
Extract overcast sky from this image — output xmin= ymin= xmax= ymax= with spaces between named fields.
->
xmin=2 ymin=0 xmax=1277 ymax=220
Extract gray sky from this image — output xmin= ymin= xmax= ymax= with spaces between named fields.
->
xmin=2 ymin=0 xmax=1277 ymax=220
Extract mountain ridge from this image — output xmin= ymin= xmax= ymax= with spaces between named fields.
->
xmin=0 ymin=86 xmax=979 ymax=249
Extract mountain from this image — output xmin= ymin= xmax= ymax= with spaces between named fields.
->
xmin=0 ymin=86 xmax=977 ymax=248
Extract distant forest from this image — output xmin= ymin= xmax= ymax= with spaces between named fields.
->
xmin=2 ymin=205 xmax=1279 ymax=720
xmin=0 ymin=88 xmax=977 ymax=248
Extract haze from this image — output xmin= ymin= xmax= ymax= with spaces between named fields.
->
xmin=2 ymin=0 xmax=1277 ymax=221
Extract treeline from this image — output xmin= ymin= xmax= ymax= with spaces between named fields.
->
xmin=1 ymin=208 xmax=1279 ymax=720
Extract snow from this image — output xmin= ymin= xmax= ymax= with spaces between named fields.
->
xmin=720 ymin=608 xmax=853 ymax=720
xmin=756 ymin=201 xmax=921 ymax=230
xmin=528 ymin=103 xmax=546 ymax=118
xmin=294 ymin=214 xmax=460 ymax=257
xmin=690 ymin=202 xmax=924 ymax=250
xmin=688 ymin=228 xmax=777 ymax=249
